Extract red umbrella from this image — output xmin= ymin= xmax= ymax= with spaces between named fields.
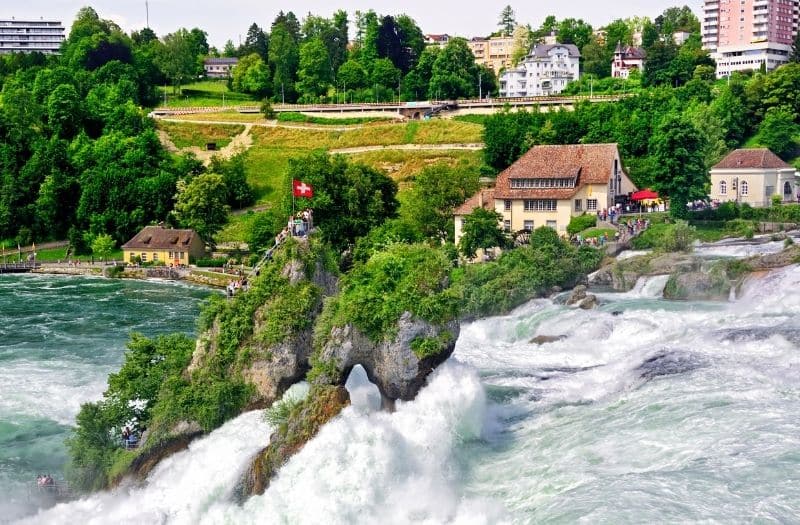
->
xmin=631 ymin=189 xmax=659 ymax=200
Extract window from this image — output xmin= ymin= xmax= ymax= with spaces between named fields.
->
xmin=510 ymin=178 xmax=575 ymax=189
xmin=153 ymin=253 xmax=159 ymax=261
xmin=546 ymin=220 xmax=557 ymax=229
xmin=587 ymin=199 xmax=598 ymax=211
xmin=720 ymin=180 xmax=727 ymax=195
xmin=524 ymin=199 xmax=557 ymax=212
xmin=179 ymin=252 xmax=185 ymax=259
xmin=141 ymin=253 xmax=147 ymax=262
xmin=168 ymin=251 xmax=174 ymax=259
xmin=741 ymin=180 xmax=748 ymax=196
xmin=504 ymin=199 xmax=511 ymax=211
xmin=129 ymin=253 xmax=136 ymax=262
xmin=523 ymin=220 xmax=534 ymax=231
xmin=574 ymin=199 xmax=582 ymax=212
xmin=503 ymin=220 xmax=511 ymax=232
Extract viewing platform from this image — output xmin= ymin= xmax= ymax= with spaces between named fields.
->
xmin=0 ymin=262 xmax=40 ymax=273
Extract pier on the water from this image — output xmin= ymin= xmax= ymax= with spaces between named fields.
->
xmin=0 ymin=262 xmax=40 ymax=273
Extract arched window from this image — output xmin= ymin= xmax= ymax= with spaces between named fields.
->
xmin=720 ymin=180 xmax=727 ymax=195
xmin=741 ymin=180 xmax=748 ymax=196
xmin=784 ymin=181 xmax=792 ymax=198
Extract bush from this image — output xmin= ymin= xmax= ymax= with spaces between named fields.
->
xmin=567 ymin=214 xmax=597 ymax=235
xmin=772 ymin=194 xmax=784 ymax=207
xmin=725 ymin=219 xmax=756 ymax=239
xmin=631 ymin=221 xmax=696 ymax=252
xmin=195 ymin=257 xmax=227 ymax=267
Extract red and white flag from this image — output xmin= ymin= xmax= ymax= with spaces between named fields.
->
xmin=292 ymin=179 xmax=314 ymax=198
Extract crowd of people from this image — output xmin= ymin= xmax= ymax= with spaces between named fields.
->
xmin=121 ymin=426 xmax=140 ymax=449
xmin=226 ymin=275 xmax=249 ymax=297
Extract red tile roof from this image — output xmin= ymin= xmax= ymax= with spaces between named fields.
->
xmin=712 ymin=148 xmax=793 ymax=170
xmin=454 ymin=188 xmax=495 ymax=216
xmin=493 ymin=143 xmax=620 ymax=200
xmin=122 ymin=226 xmax=199 ymax=250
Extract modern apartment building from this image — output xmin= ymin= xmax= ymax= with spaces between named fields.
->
xmin=702 ymin=0 xmax=799 ymax=77
xmin=499 ymin=44 xmax=580 ymax=97
xmin=0 ymin=19 xmax=65 ymax=55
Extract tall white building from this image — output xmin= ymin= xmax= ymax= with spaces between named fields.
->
xmin=499 ymin=43 xmax=580 ymax=97
xmin=0 ymin=19 xmax=64 ymax=55
xmin=702 ymin=0 xmax=800 ymax=78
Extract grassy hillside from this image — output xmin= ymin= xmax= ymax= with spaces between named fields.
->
xmin=157 ymin=121 xmax=245 ymax=149
xmin=157 ymin=117 xmax=485 ymax=245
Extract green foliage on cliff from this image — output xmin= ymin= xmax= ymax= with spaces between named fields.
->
xmin=410 ymin=331 xmax=454 ymax=360
xmin=315 ymin=243 xmax=459 ymax=344
xmin=631 ymin=221 xmax=696 ymax=252
xmin=454 ymin=233 xmax=603 ymax=319
xmin=66 ymin=333 xmax=195 ymax=491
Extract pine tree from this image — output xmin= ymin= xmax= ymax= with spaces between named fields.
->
xmin=499 ymin=5 xmax=516 ymax=36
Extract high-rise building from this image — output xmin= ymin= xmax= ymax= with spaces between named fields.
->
xmin=0 ymin=19 xmax=65 ymax=55
xmin=702 ymin=0 xmax=799 ymax=77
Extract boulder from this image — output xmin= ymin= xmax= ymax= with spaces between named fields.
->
xmin=530 ymin=334 xmax=567 ymax=345
xmin=317 ymin=312 xmax=459 ymax=401
xmin=578 ymin=294 xmax=598 ymax=309
xmin=566 ymin=285 xmax=588 ymax=305
xmin=663 ymin=271 xmax=730 ymax=301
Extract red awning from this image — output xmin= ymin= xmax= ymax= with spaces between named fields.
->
xmin=631 ymin=189 xmax=659 ymax=200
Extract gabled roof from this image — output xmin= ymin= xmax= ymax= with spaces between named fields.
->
xmin=454 ymin=188 xmax=495 ymax=216
xmin=712 ymin=148 xmax=794 ymax=170
xmin=493 ymin=143 xmax=621 ymax=200
xmin=122 ymin=226 xmax=200 ymax=250
xmin=204 ymin=57 xmax=238 ymax=65
xmin=529 ymin=43 xmax=581 ymax=58
xmin=617 ymin=46 xmax=646 ymax=60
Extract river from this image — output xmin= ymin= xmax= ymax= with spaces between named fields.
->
xmin=14 ymin=262 xmax=800 ymax=523
xmin=0 ymin=275 xmax=212 ymax=521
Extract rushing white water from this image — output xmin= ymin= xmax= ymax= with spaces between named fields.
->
xmin=18 ymin=265 xmax=800 ymax=523
xmin=694 ymin=232 xmax=800 ymax=258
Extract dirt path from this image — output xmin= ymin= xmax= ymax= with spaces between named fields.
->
xmin=157 ymin=123 xmax=255 ymax=166
xmin=157 ymin=117 xmax=370 ymax=133
xmin=328 ymin=143 xmax=484 ymax=155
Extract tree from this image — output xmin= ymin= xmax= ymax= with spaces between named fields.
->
xmin=158 ymin=29 xmax=197 ymax=92
xmin=533 ymin=15 xmax=559 ymax=42
xmin=242 ymin=23 xmax=269 ymax=62
xmin=47 ymin=84 xmax=83 ymax=138
xmin=296 ymin=37 xmax=332 ymax=100
xmin=754 ymin=107 xmax=799 ymax=159
xmin=557 ymin=18 xmax=593 ymax=51
xmin=268 ymin=23 xmax=299 ymax=102
xmin=286 ymin=152 xmax=399 ymax=249
xmin=231 ymin=53 xmax=271 ymax=97
xmin=337 ymin=59 xmax=368 ymax=90
xmin=402 ymin=46 xmax=439 ymax=100
xmin=499 ymin=5 xmax=516 ymax=35
xmin=173 ymin=173 xmax=230 ymax=243
xmin=511 ymin=25 xmax=532 ymax=65
xmin=581 ymin=37 xmax=611 ymax=78
xmin=649 ymin=113 xmax=708 ymax=218
xmin=458 ymin=207 xmax=508 ymax=258
xmin=429 ymin=38 xmax=479 ymax=99
xmin=90 ymin=233 xmax=115 ymax=261
xmin=791 ymin=31 xmax=800 ymax=63
xmin=604 ymin=19 xmax=633 ymax=52
xmin=370 ymin=58 xmax=401 ymax=92
xmin=395 ymin=15 xmax=425 ymax=72
xmin=403 ymin=163 xmax=481 ymax=241
xmin=131 ymin=27 xmax=157 ymax=46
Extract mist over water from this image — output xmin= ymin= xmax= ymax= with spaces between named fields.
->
xmin=12 ymin=265 xmax=800 ymax=523
xmin=0 ymin=275 xmax=211 ymax=521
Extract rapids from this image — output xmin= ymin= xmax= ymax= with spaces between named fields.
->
xmin=14 ymin=265 xmax=800 ymax=523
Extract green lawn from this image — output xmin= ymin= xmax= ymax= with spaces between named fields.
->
xmin=156 ymin=80 xmax=258 ymax=108
xmin=580 ymin=228 xmax=616 ymax=239
xmin=158 ymin=121 xmax=245 ymax=149
xmin=215 ymin=211 xmax=262 ymax=244
xmin=26 ymin=246 xmax=124 ymax=263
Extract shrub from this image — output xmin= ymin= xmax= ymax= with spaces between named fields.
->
xmin=195 ymin=257 xmax=227 ymax=267
xmin=772 ymin=194 xmax=784 ymax=207
xmin=567 ymin=214 xmax=597 ymax=235
xmin=631 ymin=221 xmax=696 ymax=252
xmin=410 ymin=332 xmax=454 ymax=359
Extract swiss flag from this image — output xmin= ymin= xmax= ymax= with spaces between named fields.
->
xmin=292 ymin=179 xmax=314 ymax=198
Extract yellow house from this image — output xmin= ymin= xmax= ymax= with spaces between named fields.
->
xmin=122 ymin=226 xmax=205 ymax=266
xmin=455 ymin=143 xmax=637 ymax=246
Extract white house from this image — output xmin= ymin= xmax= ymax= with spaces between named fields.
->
xmin=709 ymin=148 xmax=799 ymax=207
xmin=499 ymin=43 xmax=580 ymax=97
xmin=204 ymin=57 xmax=238 ymax=79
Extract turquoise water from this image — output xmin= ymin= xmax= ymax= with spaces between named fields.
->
xmin=0 ymin=274 xmax=211 ymax=519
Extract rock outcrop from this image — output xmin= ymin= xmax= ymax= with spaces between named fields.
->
xmin=566 ymin=285 xmax=599 ymax=310
xmin=316 ymin=312 xmax=460 ymax=401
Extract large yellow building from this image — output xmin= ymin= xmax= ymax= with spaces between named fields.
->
xmin=467 ymin=35 xmax=516 ymax=75
xmin=708 ymin=148 xmax=799 ymax=207
xmin=122 ymin=226 xmax=205 ymax=266
xmin=455 ymin=144 xmax=637 ymax=246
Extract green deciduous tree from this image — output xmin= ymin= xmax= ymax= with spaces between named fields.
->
xmin=286 ymin=152 xmax=399 ymax=249
xmin=649 ymin=113 xmax=708 ymax=218
xmin=297 ymin=37 xmax=332 ymax=100
xmin=557 ymin=18 xmax=593 ymax=51
xmin=158 ymin=29 xmax=197 ymax=92
xmin=403 ymin=163 xmax=481 ymax=241
xmin=242 ymin=23 xmax=269 ymax=62
xmin=458 ymin=207 xmax=508 ymax=258
xmin=268 ymin=23 xmax=299 ymax=102
xmin=429 ymin=38 xmax=479 ymax=99
xmin=90 ymin=232 xmax=115 ymax=260
xmin=754 ymin=107 xmax=799 ymax=159
xmin=173 ymin=173 xmax=230 ymax=242
xmin=231 ymin=53 xmax=271 ymax=97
